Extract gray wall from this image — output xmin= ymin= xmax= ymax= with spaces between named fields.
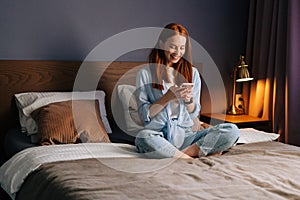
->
xmin=0 ymin=0 xmax=249 ymax=113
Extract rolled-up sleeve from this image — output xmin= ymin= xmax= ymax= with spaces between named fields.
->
xmin=135 ymin=68 xmax=152 ymax=125
xmin=188 ymin=68 xmax=201 ymax=119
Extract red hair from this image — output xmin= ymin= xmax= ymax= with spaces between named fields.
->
xmin=149 ymin=23 xmax=193 ymax=90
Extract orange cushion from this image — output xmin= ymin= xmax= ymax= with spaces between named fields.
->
xmin=32 ymin=100 xmax=110 ymax=145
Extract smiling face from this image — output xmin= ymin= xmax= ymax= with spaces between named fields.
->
xmin=159 ymin=34 xmax=187 ymax=66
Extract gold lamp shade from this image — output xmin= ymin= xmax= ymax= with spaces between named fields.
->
xmin=236 ymin=66 xmax=253 ymax=82
xmin=227 ymin=56 xmax=253 ymax=115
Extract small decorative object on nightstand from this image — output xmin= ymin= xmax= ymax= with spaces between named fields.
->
xmin=227 ymin=55 xmax=253 ymax=115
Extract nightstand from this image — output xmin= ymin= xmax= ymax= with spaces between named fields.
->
xmin=200 ymin=113 xmax=271 ymax=132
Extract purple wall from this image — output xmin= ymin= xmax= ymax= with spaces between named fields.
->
xmin=0 ymin=0 xmax=249 ymax=67
xmin=0 ymin=0 xmax=249 ymax=114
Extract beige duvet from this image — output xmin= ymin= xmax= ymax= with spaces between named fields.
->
xmin=15 ymin=141 xmax=300 ymax=200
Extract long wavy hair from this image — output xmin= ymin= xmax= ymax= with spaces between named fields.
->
xmin=149 ymin=23 xmax=193 ymax=90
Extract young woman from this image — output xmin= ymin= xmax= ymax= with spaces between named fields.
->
xmin=135 ymin=23 xmax=239 ymax=159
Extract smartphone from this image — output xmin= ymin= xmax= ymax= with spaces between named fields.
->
xmin=181 ymin=83 xmax=194 ymax=88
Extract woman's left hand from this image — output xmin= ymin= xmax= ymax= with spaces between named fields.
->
xmin=181 ymin=85 xmax=193 ymax=102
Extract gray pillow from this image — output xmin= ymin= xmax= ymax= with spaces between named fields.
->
xmin=117 ymin=85 xmax=144 ymax=134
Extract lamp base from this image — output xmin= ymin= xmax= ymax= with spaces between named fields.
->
xmin=227 ymin=105 xmax=244 ymax=115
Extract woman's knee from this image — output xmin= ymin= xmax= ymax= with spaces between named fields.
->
xmin=135 ymin=130 xmax=176 ymax=158
xmin=135 ymin=130 xmax=163 ymax=143
xmin=218 ymin=123 xmax=239 ymax=145
xmin=135 ymin=130 xmax=164 ymax=153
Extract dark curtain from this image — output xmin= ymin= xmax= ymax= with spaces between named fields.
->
xmin=245 ymin=0 xmax=300 ymax=145
xmin=287 ymin=0 xmax=300 ymax=146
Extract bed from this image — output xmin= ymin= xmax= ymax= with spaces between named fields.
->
xmin=0 ymin=60 xmax=299 ymax=200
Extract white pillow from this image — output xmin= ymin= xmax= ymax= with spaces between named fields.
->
xmin=117 ymin=85 xmax=144 ymax=134
xmin=15 ymin=91 xmax=112 ymax=135
xmin=237 ymin=128 xmax=279 ymax=144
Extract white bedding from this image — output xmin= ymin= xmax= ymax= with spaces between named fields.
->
xmin=0 ymin=128 xmax=280 ymax=199
xmin=0 ymin=143 xmax=139 ymax=199
xmin=237 ymin=128 xmax=279 ymax=143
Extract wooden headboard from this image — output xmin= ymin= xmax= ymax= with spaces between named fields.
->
xmin=0 ymin=60 xmax=145 ymax=156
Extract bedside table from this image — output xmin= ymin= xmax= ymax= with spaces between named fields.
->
xmin=200 ymin=113 xmax=271 ymax=131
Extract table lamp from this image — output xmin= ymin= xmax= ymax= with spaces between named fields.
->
xmin=227 ymin=55 xmax=253 ymax=115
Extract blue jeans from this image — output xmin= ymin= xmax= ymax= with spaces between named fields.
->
xmin=135 ymin=123 xmax=239 ymax=159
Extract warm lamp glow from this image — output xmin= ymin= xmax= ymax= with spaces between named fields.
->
xmin=227 ymin=56 xmax=253 ymax=115
xmin=236 ymin=78 xmax=253 ymax=82
xmin=248 ymin=79 xmax=267 ymax=117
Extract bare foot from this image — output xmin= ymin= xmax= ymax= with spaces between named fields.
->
xmin=208 ymin=152 xmax=223 ymax=157
xmin=182 ymin=144 xmax=200 ymax=157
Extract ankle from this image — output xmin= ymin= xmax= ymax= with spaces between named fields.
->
xmin=183 ymin=144 xmax=200 ymax=157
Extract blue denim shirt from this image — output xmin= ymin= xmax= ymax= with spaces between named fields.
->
xmin=135 ymin=65 xmax=201 ymax=134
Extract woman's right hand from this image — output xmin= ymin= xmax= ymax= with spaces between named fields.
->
xmin=149 ymin=86 xmax=188 ymax=118
xmin=164 ymin=85 xmax=187 ymax=102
